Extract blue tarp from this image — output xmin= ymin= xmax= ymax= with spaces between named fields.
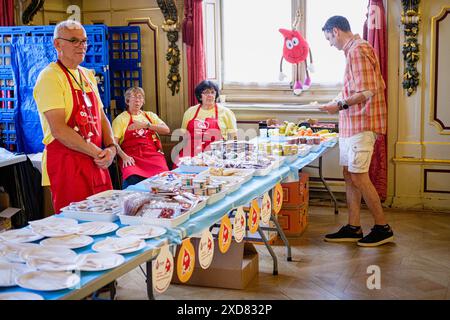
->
xmin=11 ymin=36 xmax=56 ymax=153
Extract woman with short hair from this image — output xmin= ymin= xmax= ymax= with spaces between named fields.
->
xmin=112 ymin=87 xmax=170 ymax=188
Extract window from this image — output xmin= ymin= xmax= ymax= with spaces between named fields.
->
xmin=305 ymin=1 xmax=367 ymax=84
xmin=204 ymin=0 xmax=368 ymax=98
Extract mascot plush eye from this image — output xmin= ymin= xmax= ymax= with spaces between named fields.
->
xmin=286 ymin=39 xmax=294 ymax=50
xmin=292 ymin=37 xmax=299 ymax=46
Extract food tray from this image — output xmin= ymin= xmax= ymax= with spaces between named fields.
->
xmin=178 ymin=165 xmax=209 ymax=174
xmin=197 ymin=168 xmax=254 ymax=183
xmin=118 ymin=210 xmax=190 ymax=228
xmin=297 ymin=145 xmax=312 ymax=157
xmin=60 ymin=210 xmax=119 ymax=222
xmin=206 ymin=190 xmax=227 ymax=205
xmin=186 ymin=199 xmax=207 ymax=215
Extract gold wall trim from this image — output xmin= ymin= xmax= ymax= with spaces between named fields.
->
xmin=82 ymin=8 xmax=160 ymax=13
xmin=429 ymin=6 xmax=450 ymax=135
xmin=393 ymin=158 xmax=450 ymax=165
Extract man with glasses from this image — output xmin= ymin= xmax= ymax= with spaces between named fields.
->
xmin=34 ymin=20 xmax=116 ymax=214
xmin=319 ymin=16 xmax=393 ymax=247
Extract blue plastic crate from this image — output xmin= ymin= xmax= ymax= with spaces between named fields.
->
xmin=89 ymin=65 xmax=110 ymax=116
xmin=110 ymin=67 xmax=142 ymax=111
xmin=82 ymin=25 xmax=109 ymax=68
xmin=108 ymin=26 xmax=141 ymax=69
xmin=0 ymin=111 xmax=17 ymax=151
xmin=0 ymin=68 xmax=16 ymax=112
xmin=1 ymin=25 xmax=109 ymax=69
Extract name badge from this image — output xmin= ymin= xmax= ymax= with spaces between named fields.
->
xmin=83 ymin=93 xmax=93 ymax=108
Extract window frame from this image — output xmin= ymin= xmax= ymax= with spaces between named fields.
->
xmin=204 ymin=0 xmax=348 ymax=105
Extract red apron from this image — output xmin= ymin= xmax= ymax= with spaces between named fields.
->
xmin=46 ymin=60 xmax=112 ymax=213
xmin=177 ymin=104 xmax=223 ymax=165
xmin=119 ymin=111 xmax=169 ymax=180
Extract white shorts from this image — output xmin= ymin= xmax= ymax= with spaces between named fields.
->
xmin=339 ymin=131 xmax=376 ymax=173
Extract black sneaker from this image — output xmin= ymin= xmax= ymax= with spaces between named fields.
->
xmin=324 ymin=224 xmax=363 ymax=243
xmin=357 ymin=225 xmax=394 ymax=247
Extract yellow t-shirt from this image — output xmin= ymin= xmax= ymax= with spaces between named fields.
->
xmin=112 ymin=111 xmax=165 ymax=144
xmin=181 ymin=104 xmax=237 ymax=139
xmin=33 ymin=62 xmax=104 ymax=186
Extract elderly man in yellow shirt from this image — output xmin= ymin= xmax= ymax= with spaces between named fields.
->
xmin=33 ymin=20 xmax=116 ymax=213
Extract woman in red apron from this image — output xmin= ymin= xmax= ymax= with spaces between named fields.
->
xmin=112 ymin=87 xmax=170 ymax=188
xmin=46 ymin=60 xmax=113 ymax=213
xmin=175 ymin=81 xmax=237 ymax=166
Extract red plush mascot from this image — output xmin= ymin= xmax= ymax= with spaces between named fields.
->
xmin=279 ymin=10 xmax=314 ymax=95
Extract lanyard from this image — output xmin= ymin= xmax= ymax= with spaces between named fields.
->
xmin=58 ymin=60 xmax=85 ymax=94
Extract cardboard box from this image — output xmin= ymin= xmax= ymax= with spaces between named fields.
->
xmin=277 ymin=203 xmax=309 ymax=237
xmin=282 ymin=172 xmax=309 ymax=207
xmin=0 ymin=207 xmax=21 ymax=232
xmin=172 ymin=239 xmax=259 ymax=289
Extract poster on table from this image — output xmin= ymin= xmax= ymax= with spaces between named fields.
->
xmin=152 ymin=245 xmax=174 ymax=293
xmin=233 ymin=206 xmax=246 ymax=243
xmin=198 ymin=229 xmax=214 ymax=269
xmin=248 ymin=199 xmax=260 ymax=234
xmin=261 ymin=192 xmax=272 ymax=224
xmin=218 ymin=215 xmax=232 ymax=253
xmin=272 ymin=183 xmax=283 ymax=214
xmin=176 ymin=238 xmax=195 ymax=283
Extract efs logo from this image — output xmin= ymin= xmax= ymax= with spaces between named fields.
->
xmin=155 ymin=258 xmax=171 ymax=272
xmin=182 ymin=249 xmax=191 ymax=274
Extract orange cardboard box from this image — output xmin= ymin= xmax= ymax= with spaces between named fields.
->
xmin=282 ymin=172 xmax=309 ymax=207
xmin=277 ymin=204 xmax=309 ymax=237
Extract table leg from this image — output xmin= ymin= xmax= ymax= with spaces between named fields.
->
xmin=146 ymin=261 xmax=155 ymax=300
xmin=257 ymin=226 xmax=278 ymax=275
xmin=269 ymin=214 xmax=292 ymax=261
xmin=306 ymin=156 xmax=339 ymax=214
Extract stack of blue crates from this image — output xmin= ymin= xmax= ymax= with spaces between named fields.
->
xmin=0 ymin=24 xmax=111 ymax=152
xmin=108 ymin=26 xmax=142 ymax=113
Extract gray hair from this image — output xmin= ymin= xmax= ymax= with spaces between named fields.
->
xmin=53 ymin=20 xmax=85 ymax=40
xmin=124 ymin=87 xmax=146 ymax=108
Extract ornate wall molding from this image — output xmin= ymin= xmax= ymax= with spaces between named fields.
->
xmin=157 ymin=0 xmax=181 ymax=96
xmin=429 ymin=6 xmax=450 ymax=135
xmin=401 ymin=0 xmax=421 ymax=96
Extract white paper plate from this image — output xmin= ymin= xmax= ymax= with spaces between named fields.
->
xmin=0 ymin=242 xmax=40 ymax=263
xmin=31 ymin=224 xmax=81 ymax=238
xmin=77 ymin=221 xmax=119 ymax=236
xmin=28 ymin=216 xmax=78 ymax=227
xmin=0 ymin=262 xmax=34 ymax=287
xmin=26 ymin=255 xmax=79 ymax=272
xmin=116 ymin=225 xmax=166 ymax=239
xmin=0 ymin=228 xmax=44 ymax=243
xmin=0 ymin=292 xmax=44 ymax=300
xmin=40 ymin=234 xmax=94 ymax=249
xmin=92 ymin=236 xmax=147 ymax=254
xmin=20 ymin=246 xmax=77 ymax=263
xmin=16 ymin=271 xmax=80 ymax=291
xmin=77 ymin=252 xmax=125 ymax=271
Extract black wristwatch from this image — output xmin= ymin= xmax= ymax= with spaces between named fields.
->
xmin=338 ymin=100 xmax=349 ymax=111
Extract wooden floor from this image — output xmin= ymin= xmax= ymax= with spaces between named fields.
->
xmin=114 ymin=206 xmax=450 ymax=300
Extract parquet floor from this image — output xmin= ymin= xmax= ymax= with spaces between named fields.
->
xmin=114 ymin=206 xmax=450 ymax=300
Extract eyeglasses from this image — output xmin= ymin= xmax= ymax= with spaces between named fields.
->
xmin=202 ymin=90 xmax=216 ymax=96
xmin=57 ymin=37 xmax=89 ymax=47
xmin=129 ymin=95 xmax=144 ymax=100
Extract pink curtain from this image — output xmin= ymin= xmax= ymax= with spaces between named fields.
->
xmin=0 ymin=0 xmax=15 ymax=26
xmin=183 ymin=0 xmax=206 ymax=107
xmin=364 ymin=0 xmax=387 ymax=201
